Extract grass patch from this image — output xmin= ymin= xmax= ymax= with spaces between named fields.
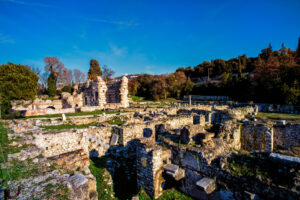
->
xmin=108 ymin=117 xmax=126 ymax=126
xmin=256 ymin=112 xmax=300 ymax=122
xmin=89 ymin=157 xmax=115 ymax=200
xmin=138 ymin=188 xmax=192 ymax=200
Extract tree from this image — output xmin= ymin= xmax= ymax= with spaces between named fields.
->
xmin=296 ymin=37 xmax=300 ymax=64
xmin=88 ymin=59 xmax=102 ymax=80
xmin=0 ymin=63 xmax=38 ymax=113
xmin=73 ymin=69 xmax=86 ymax=83
xmin=44 ymin=57 xmax=65 ymax=85
xmin=102 ymin=65 xmax=115 ymax=82
xmin=47 ymin=72 xmax=57 ymax=97
xmin=184 ymin=77 xmax=194 ymax=95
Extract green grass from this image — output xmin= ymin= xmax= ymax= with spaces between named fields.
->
xmin=89 ymin=157 xmax=115 ymax=200
xmin=108 ymin=117 xmax=126 ymax=126
xmin=0 ymin=122 xmax=40 ymax=184
xmin=138 ymin=188 xmax=193 ymax=200
xmin=256 ymin=112 xmax=300 ymax=122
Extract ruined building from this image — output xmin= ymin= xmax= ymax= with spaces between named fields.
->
xmin=12 ymin=75 xmax=129 ymax=116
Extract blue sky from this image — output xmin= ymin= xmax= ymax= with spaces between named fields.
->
xmin=0 ymin=0 xmax=300 ymax=76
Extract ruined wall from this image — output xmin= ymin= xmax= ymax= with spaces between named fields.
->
xmin=33 ymin=126 xmax=114 ymax=158
xmin=116 ymin=115 xmax=195 ymax=146
xmin=273 ymin=124 xmax=300 ymax=149
xmin=12 ymin=99 xmax=63 ymax=111
xmin=34 ymin=130 xmax=87 ymax=157
xmin=241 ymin=124 xmax=273 ymax=152
xmin=136 ymin=141 xmax=171 ymax=198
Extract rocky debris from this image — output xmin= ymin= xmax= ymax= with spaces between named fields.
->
xmin=196 ymin=177 xmax=216 ymax=194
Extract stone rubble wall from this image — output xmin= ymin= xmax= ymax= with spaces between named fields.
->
xmin=118 ymin=115 xmax=195 ymax=145
xmin=273 ymin=124 xmax=300 ymax=149
xmin=11 ymin=99 xmax=63 ymax=111
xmin=23 ymin=108 xmax=76 ymax=117
xmin=241 ymin=123 xmax=273 ymax=152
xmin=136 ymin=142 xmax=171 ymax=198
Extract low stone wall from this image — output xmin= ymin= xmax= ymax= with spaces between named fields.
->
xmin=34 ymin=130 xmax=87 ymax=157
xmin=23 ymin=108 xmax=75 ymax=117
xmin=273 ymin=124 xmax=300 ymax=149
xmin=12 ymin=99 xmax=63 ymax=111
xmin=241 ymin=124 xmax=273 ymax=152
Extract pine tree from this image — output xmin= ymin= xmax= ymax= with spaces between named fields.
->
xmin=296 ymin=37 xmax=300 ymax=58
xmin=47 ymin=72 xmax=57 ymax=97
xmin=88 ymin=59 xmax=102 ymax=80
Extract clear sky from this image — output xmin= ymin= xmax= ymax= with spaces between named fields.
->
xmin=0 ymin=0 xmax=300 ymax=76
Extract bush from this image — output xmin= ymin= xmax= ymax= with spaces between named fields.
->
xmin=61 ymin=86 xmax=74 ymax=94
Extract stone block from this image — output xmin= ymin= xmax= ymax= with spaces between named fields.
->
xmin=110 ymin=133 xmax=119 ymax=145
xmin=196 ymin=177 xmax=216 ymax=194
xmin=68 ymin=174 xmax=88 ymax=188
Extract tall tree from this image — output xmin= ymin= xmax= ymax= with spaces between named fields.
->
xmin=296 ymin=37 xmax=300 ymax=64
xmin=102 ymin=65 xmax=115 ymax=82
xmin=47 ymin=72 xmax=57 ymax=97
xmin=88 ymin=59 xmax=102 ymax=80
xmin=44 ymin=57 xmax=65 ymax=86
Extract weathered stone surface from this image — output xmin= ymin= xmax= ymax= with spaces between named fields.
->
xmin=110 ymin=133 xmax=119 ymax=145
xmin=180 ymin=127 xmax=190 ymax=144
xmin=196 ymin=177 xmax=216 ymax=194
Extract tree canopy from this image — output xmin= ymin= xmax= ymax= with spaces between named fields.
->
xmin=88 ymin=59 xmax=102 ymax=80
xmin=0 ymin=63 xmax=38 ymax=113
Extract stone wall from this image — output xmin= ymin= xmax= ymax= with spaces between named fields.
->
xmin=273 ymin=124 xmax=300 ymax=149
xmin=23 ymin=107 xmax=75 ymax=117
xmin=136 ymin=140 xmax=171 ymax=198
xmin=241 ymin=123 xmax=273 ymax=152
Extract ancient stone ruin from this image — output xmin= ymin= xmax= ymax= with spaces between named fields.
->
xmin=11 ymin=75 xmax=129 ymax=116
xmin=2 ymin=102 xmax=300 ymax=199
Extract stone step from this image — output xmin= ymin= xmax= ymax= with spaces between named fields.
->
xmin=196 ymin=177 xmax=216 ymax=194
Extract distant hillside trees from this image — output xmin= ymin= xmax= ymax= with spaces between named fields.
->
xmin=88 ymin=59 xmax=102 ymax=80
xmin=0 ymin=63 xmax=38 ymax=113
xmin=130 ymin=38 xmax=300 ymax=105
xmin=129 ymin=71 xmax=194 ymax=100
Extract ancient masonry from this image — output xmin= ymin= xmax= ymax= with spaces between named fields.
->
xmin=4 ymin=103 xmax=300 ymax=199
xmin=12 ymin=75 xmax=129 ymax=116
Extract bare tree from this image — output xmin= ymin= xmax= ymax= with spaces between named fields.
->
xmin=40 ymin=71 xmax=49 ymax=88
xmin=73 ymin=69 xmax=86 ymax=83
xmin=102 ymin=65 xmax=115 ymax=82
xmin=44 ymin=57 xmax=65 ymax=86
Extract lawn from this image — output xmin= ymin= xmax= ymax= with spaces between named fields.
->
xmin=256 ymin=112 xmax=300 ymax=122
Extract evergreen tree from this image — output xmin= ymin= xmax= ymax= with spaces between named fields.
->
xmin=0 ymin=63 xmax=38 ymax=113
xmin=296 ymin=37 xmax=300 ymax=62
xmin=47 ymin=72 xmax=57 ymax=97
xmin=88 ymin=59 xmax=102 ymax=80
